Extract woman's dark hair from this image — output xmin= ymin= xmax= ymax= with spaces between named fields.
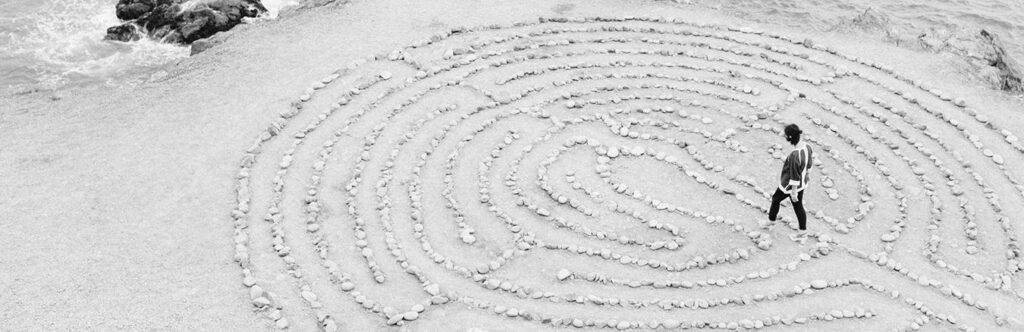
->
xmin=784 ymin=124 xmax=801 ymax=145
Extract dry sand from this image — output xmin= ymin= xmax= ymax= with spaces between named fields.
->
xmin=2 ymin=0 xmax=1024 ymax=330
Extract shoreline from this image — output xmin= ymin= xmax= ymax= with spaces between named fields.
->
xmin=5 ymin=0 xmax=1021 ymax=98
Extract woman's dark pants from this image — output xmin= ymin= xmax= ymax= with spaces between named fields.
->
xmin=768 ymin=188 xmax=806 ymax=230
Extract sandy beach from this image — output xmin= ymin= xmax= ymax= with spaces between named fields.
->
xmin=2 ymin=0 xmax=1024 ymax=330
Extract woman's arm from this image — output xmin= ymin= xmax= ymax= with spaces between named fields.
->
xmin=779 ymin=153 xmax=795 ymax=190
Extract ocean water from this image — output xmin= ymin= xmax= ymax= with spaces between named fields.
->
xmin=0 ymin=0 xmax=297 ymax=95
xmin=0 ymin=0 xmax=183 ymax=94
xmin=1 ymin=0 xmax=1021 ymax=96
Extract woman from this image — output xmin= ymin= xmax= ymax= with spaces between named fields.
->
xmin=768 ymin=124 xmax=812 ymax=239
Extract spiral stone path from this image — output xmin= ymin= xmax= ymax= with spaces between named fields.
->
xmin=227 ymin=16 xmax=1024 ymax=331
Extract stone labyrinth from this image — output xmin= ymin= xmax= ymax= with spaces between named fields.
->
xmin=228 ymin=16 xmax=1024 ymax=331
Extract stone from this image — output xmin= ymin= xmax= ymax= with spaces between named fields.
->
xmin=249 ymin=285 xmax=265 ymax=300
xmin=252 ymin=296 xmax=271 ymax=308
xmin=606 ymin=147 xmax=620 ymax=158
xmin=324 ymin=319 xmax=339 ymax=332
xmin=557 ymin=269 xmax=572 ymax=281
xmin=242 ymin=275 xmax=256 ymax=287
xmin=424 ymin=283 xmax=440 ymax=296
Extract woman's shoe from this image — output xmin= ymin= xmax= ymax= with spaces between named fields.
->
xmin=789 ymin=231 xmax=809 ymax=243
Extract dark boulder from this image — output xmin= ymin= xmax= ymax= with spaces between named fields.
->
xmin=115 ymin=1 xmax=152 ymax=20
xmin=105 ymin=23 xmax=142 ymax=42
xmin=105 ymin=0 xmax=265 ymax=46
xmin=980 ymin=30 xmax=1023 ymax=93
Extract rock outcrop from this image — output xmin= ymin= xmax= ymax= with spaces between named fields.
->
xmin=980 ymin=29 xmax=1024 ymax=93
xmin=105 ymin=0 xmax=266 ymax=44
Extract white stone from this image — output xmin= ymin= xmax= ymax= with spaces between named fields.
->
xmin=424 ymin=283 xmax=440 ymax=296
xmin=557 ymin=269 xmax=572 ymax=281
